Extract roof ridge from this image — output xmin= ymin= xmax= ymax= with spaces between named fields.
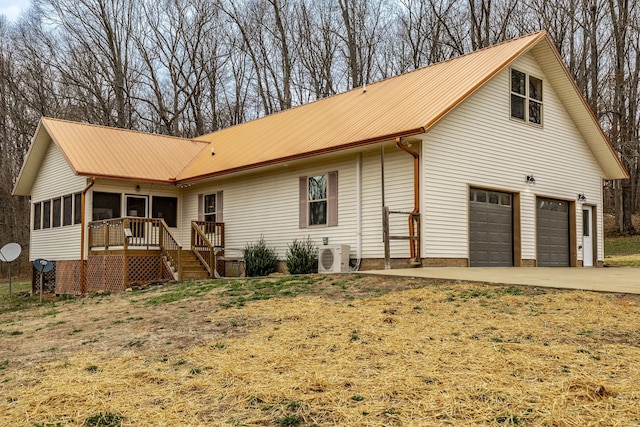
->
xmin=195 ymin=31 xmax=547 ymax=141
xmin=173 ymin=142 xmax=213 ymax=181
xmin=42 ymin=116 xmax=207 ymax=145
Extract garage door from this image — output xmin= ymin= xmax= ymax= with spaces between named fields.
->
xmin=536 ymin=198 xmax=570 ymax=267
xmin=469 ymin=188 xmax=513 ymax=267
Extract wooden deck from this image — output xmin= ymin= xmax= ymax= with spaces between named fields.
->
xmin=88 ymin=217 xmax=224 ymax=284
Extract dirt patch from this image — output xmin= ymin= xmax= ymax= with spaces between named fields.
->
xmin=1 ymin=275 xmax=639 ymax=426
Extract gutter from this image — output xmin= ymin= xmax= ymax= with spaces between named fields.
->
xmin=176 ymin=128 xmax=426 ymax=185
xmin=79 ymin=177 xmax=96 ymax=295
xmin=395 ymin=137 xmax=420 ymax=264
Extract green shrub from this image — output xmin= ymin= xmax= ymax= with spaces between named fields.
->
xmin=286 ymin=237 xmax=318 ymax=274
xmin=244 ymin=237 xmax=279 ymax=277
xmin=84 ymin=412 xmax=122 ymax=427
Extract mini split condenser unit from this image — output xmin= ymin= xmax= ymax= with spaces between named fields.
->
xmin=318 ymin=244 xmax=350 ymax=273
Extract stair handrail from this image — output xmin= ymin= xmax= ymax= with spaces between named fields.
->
xmin=191 ymin=221 xmax=215 ymax=277
xmin=159 ymin=219 xmax=182 ymax=280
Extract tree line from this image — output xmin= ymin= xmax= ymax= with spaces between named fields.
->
xmin=1 ymin=0 xmax=639 ymax=274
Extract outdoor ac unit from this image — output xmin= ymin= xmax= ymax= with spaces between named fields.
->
xmin=318 ymin=244 xmax=350 ymax=273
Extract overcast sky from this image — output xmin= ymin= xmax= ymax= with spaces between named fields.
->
xmin=0 ymin=0 xmax=30 ymax=22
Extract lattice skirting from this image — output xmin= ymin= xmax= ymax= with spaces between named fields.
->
xmin=86 ymin=255 xmax=173 ymax=293
xmin=32 ymin=262 xmax=56 ymax=295
xmin=55 ymin=260 xmax=81 ymax=295
xmin=33 ymin=255 xmax=174 ymax=295
xmin=86 ymin=256 xmax=126 ymax=293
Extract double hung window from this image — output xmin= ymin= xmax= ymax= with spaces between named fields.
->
xmin=511 ymin=69 xmax=543 ymax=125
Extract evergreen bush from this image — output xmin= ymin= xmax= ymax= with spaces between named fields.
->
xmin=286 ymin=236 xmax=318 ymax=274
xmin=244 ymin=236 xmax=279 ymax=277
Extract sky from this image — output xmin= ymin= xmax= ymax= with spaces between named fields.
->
xmin=0 ymin=0 xmax=30 ymax=23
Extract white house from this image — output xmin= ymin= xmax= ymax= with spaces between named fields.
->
xmin=13 ymin=31 xmax=627 ymax=294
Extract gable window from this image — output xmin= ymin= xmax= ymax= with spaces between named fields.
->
xmin=34 ymin=202 xmax=42 ymax=230
xmin=510 ymin=69 xmax=543 ymax=125
xmin=299 ymin=171 xmax=338 ymax=228
xmin=152 ymin=196 xmax=178 ymax=227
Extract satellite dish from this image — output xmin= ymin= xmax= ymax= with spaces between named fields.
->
xmin=33 ymin=259 xmax=54 ymax=273
xmin=0 ymin=243 xmax=21 ymax=263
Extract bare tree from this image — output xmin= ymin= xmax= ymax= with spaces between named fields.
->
xmin=337 ymin=0 xmax=388 ymax=88
xmin=35 ymin=0 xmax=140 ymax=128
xmin=296 ymin=0 xmax=340 ymax=99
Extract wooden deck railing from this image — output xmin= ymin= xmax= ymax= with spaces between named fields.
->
xmin=88 ymin=217 xmax=225 ymax=279
xmin=88 ymin=217 xmax=183 ymax=278
xmin=89 ymin=217 xmax=163 ymax=250
xmin=159 ymin=220 xmax=182 ymax=280
xmin=191 ymin=221 xmax=224 ymax=247
xmin=190 ymin=221 xmax=225 ymax=277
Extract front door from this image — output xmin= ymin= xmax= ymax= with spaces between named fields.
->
xmin=126 ymin=195 xmax=148 ymax=239
xmin=582 ymin=207 xmax=594 ymax=267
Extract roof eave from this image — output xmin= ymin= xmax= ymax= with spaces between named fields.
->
xmin=534 ymin=36 xmax=629 ymax=180
xmin=176 ymin=127 xmax=425 ymax=184
xmin=423 ymin=31 xmax=548 ymax=132
xmin=12 ymin=120 xmax=49 ymax=196
xmin=74 ymin=171 xmax=178 ymax=185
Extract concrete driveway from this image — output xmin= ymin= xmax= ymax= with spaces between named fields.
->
xmin=363 ymin=267 xmax=640 ymax=295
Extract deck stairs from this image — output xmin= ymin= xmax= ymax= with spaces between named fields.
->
xmin=179 ymin=250 xmax=211 ymax=280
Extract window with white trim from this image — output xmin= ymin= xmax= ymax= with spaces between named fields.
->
xmin=510 ymin=68 xmax=543 ymax=125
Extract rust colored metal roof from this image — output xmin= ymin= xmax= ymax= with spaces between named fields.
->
xmin=15 ymin=118 xmax=208 ymax=194
xmin=13 ymin=30 xmax=626 ymax=197
xmin=179 ymin=32 xmax=549 ymax=181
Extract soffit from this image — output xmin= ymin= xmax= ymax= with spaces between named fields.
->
xmin=531 ymin=39 xmax=627 ymax=179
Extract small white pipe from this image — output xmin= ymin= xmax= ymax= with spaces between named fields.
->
xmin=355 ymin=153 xmax=362 ymax=269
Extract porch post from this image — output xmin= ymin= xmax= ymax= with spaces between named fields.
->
xmin=123 ymin=218 xmax=129 ymax=251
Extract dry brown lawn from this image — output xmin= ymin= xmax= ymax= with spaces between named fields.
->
xmin=1 ymin=274 xmax=639 ymax=426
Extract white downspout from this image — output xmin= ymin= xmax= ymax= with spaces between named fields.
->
xmin=355 ymin=153 xmax=362 ymax=270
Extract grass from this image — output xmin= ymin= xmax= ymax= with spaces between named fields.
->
xmin=0 ymin=281 xmax=37 ymax=314
xmin=604 ymin=235 xmax=640 ymax=266
xmin=1 ymin=275 xmax=640 ymax=425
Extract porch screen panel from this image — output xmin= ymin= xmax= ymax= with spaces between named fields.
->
xmin=53 ymin=198 xmax=62 ymax=227
xmin=93 ymin=192 xmax=122 ymax=220
xmin=152 ymin=196 xmax=178 ymax=227
xmin=63 ymin=195 xmax=73 ymax=226
xmin=74 ymin=193 xmax=82 ymax=224
xmin=43 ymin=200 xmax=51 ymax=229
xmin=34 ymin=202 xmax=42 ymax=230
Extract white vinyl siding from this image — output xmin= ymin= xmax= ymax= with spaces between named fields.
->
xmin=422 ymin=52 xmax=605 ymax=263
xmin=30 ymin=142 xmax=87 ymax=260
xmin=360 ymin=146 xmax=415 ymax=258
xmin=182 ymin=147 xmax=415 ymax=260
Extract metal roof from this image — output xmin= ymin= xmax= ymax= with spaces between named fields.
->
xmin=13 ymin=30 xmax=627 ymax=196
xmin=13 ymin=118 xmax=209 ymax=195
xmin=180 ymin=30 xmax=626 ymax=181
